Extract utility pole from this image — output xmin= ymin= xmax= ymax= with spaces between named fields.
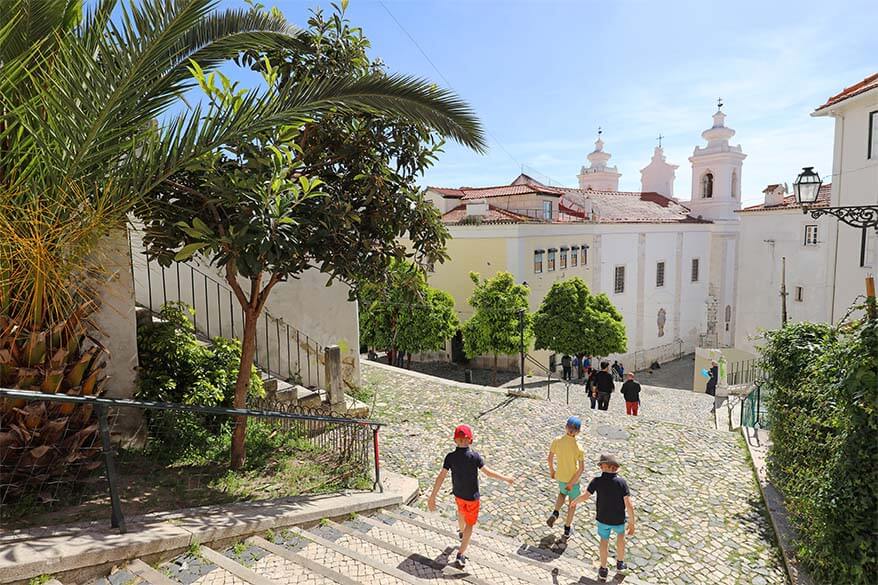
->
xmin=780 ymin=256 xmax=789 ymax=325
xmin=518 ymin=308 xmax=525 ymax=395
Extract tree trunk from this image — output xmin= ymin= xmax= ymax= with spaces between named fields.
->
xmin=387 ymin=348 xmax=394 ymax=366
xmin=406 ymin=352 xmax=411 ymax=369
xmin=230 ymin=306 xmax=259 ymax=469
xmin=492 ymin=353 xmax=498 ymax=386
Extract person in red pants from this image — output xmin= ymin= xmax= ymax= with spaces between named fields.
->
xmin=621 ymin=372 xmax=641 ymax=416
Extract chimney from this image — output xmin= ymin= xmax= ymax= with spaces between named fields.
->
xmin=763 ymin=184 xmax=786 ymax=207
xmin=466 ymin=199 xmax=488 ymax=217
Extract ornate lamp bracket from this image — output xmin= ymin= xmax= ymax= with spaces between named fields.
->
xmin=803 ymin=205 xmax=878 ymax=232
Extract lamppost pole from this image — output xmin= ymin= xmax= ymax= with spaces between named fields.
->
xmin=518 ymin=308 xmax=525 ymax=395
xmin=780 ymin=256 xmax=788 ymax=325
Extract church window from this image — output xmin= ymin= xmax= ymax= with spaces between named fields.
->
xmin=533 ymin=250 xmax=544 ymax=273
xmin=570 ymin=246 xmax=579 ymax=267
xmin=543 ymin=200 xmax=553 ymax=220
xmin=724 ymin=305 xmax=732 ymax=332
xmin=560 ymin=247 xmax=568 ymax=269
xmin=582 ymin=245 xmax=588 ymax=266
xmin=548 ymin=248 xmax=557 ymax=271
xmin=804 ymin=225 xmax=818 ymax=245
xmin=795 ymin=287 xmax=804 ymax=302
xmin=731 ymin=170 xmax=738 ymax=199
xmin=691 ymin=258 xmax=700 ymax=282
xmin=656 ymin=261 xmax=665 ymax=287
xmin=701 ymin=172 xmax=714 ymax=198
xmin=869 ymin=111 xmax=878 ymax=159
xmin=614 ymin=265 xmax=625 ymax=294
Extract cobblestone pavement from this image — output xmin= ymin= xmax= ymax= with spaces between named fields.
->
xmin=365 ymin=362 xmax=786 ymax=585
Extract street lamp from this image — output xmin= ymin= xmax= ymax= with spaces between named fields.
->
xmin=794 ymin=166 xmax=878 ymax=231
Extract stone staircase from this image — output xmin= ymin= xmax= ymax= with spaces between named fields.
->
xmin=82 ymin=505 xmax=649 ymax=585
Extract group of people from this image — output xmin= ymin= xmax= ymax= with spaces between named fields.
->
xmin=560 ymin=358 xmax=643 ymax=416
xmin=428 ymin=418 xmax=636 ymax=581
xmin=560 ymin=355 xmax=627 ymax=382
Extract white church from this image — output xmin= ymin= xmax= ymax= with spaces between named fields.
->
xmin=423 ymin=73 xmax=878 ymax=376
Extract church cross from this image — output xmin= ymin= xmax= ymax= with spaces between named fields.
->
xmin=717 ymin=97 xmax=724 ymax=110
xmin=657 ymin=133 xmax=664 ymax=148
xmin=597 ymin=126 xmax=603 ymax=137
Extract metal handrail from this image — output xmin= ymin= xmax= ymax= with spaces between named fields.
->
xmin=1 ymin=388 xmax=385 ymax=531
xmin=135 ymin=250 xmax=324 ymax=387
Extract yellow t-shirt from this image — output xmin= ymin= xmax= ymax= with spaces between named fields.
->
xmin=550 ymin=434 xmax=584 ymax=483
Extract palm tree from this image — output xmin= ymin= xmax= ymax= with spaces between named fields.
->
xmin=0 ymin=0 xmax=484 ymax=498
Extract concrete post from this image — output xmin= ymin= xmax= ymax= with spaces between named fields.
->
xmin=324 ymin=345 xmax=344 ymax=408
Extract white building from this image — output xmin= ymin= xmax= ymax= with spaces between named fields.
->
xmin=423 ymin=106 xmax=747 ymax=371
xmin=734 ymin=72 xmax=877 ymax=351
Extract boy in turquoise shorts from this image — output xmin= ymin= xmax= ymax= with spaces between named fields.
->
xmin=546 ymin=416 xmax=585 ymax=539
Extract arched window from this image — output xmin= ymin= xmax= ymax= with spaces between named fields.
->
xmin=701 ymin=172 xmax=714 ymax=198
xmin=724 ymin=305 xmax=732 ymax=331
xmin=731 ymin=170 xmax=738 ymax=199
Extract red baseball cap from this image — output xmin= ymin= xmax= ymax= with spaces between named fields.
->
xmin=453 ymin=424 xmax=473 ymax=440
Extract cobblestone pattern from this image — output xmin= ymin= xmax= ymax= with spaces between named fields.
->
xmin=163 ymin=554 xmax=245 ymax=585
xmin=365 ymin=362 xmax=786 ymax=585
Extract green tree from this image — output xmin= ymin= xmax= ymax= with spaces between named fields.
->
xmin=360 ymin=261 xmax=459 ymax=367
xmin=533 ymin=277 xmax=627 ymax=357
xmin=138 ymin=10 xmax=485 ymax=468
xmin=0 ymin=0 xmax=305 ymax=498
xmin=461 ymin=272 xmax=532 ymax=385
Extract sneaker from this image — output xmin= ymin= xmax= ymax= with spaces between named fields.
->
xmin=455 ymin=553 xmax=467 ymax=569
xmin=546 ymin=511 xmax=559 ymax=527
xmin=616 ymin=559 xmax=628 ymax=571
xmin=563 ymin=525 xmax=573 ymax=539
xmin=597 ymin=567 xmax=609 ymax=581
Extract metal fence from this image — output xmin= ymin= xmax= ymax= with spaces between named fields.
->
xmin=740 ymin=382 xmax=770 ymax=429
xmin=0 ymin=389 xmax=382 ymax=533
xmin=132 ymin=251 xmax=323 ymax=388
xmin=726 ymin=358 xmax=765 ymax=386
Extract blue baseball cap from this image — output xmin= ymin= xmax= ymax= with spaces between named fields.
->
xmin=566 ymin=416 xmax=581 ymax=430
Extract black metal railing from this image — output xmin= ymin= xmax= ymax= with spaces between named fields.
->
xmin=522 ymin=353 xmax=570 ymax=404
xmin=132 ymin=247 xmax=324 ymax=389
xmin=726 ymin=358 xmax=765 ymax=386
xmin=0 ymin=389 xmax=383 ymax=533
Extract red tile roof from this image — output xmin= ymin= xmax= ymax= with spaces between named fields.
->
xmin=428 ymin=181 xmax=565 ymax=201
xmin=440 ymin=204 xmax=538 ymax=225
xmin=738 ymin=183 xmax=832 ymax=212
xmin=815 ymin=73 xmax=878 ymax=112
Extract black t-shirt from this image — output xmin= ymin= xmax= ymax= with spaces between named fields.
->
xmin=561 ymin=355 xmax=572 ymax=368
xmin=586 ymin=472 xmax=630 ymax=525
xmin=621 ymin=380 xmax=641 ymax=402
xmin=443 ymin=446 xmax=485 ymax=501
xmin=594 ymin=370 xmax=615 ymax=394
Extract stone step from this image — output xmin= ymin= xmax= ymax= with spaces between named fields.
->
xmin=397 ymin=504 xmax=595 ymax=577
xmin=356 ymin=514 xmax=546 ymax=585
xmin=247 ymin=535 xmax=365 ymax=585
xmin=201 ymin=546 xmax=274 ymax=585
xmin=325 ymin=518 xmax=491 ymax=584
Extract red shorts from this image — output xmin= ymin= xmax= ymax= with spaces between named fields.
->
xmin=455 ymin=496 xmax=480 ymax=526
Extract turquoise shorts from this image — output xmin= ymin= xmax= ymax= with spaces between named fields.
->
xmin=557 ymin=481 xmax=581 ymax=499
xmin=597 ymin=520 xmax=626 ymax=540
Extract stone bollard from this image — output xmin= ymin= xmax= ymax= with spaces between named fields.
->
xmin=324 ymin=345 xmax=344 ymax=408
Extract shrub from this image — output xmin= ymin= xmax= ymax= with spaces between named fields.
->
xmin=136 ymin=303 xmax=264 ymax=458
xmin=759 ymin=315 xmax=877 ymax=583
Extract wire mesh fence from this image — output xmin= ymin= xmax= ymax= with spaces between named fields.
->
xmin=0 ymin=389 xmax=381 ymax=532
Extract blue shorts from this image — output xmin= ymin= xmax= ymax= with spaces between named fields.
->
xmin=558 ymin=481 xmax=581 ymax=499
xmin=597 ymin=521 xmax=626 ymax=540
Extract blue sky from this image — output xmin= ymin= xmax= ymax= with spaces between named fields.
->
xmin=218 ymin=0 xmax=877 ymax=205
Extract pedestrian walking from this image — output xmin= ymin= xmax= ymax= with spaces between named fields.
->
xmin=571 ymin=454 xmax=636 ymax=581
xmin=561 ymin=354 xmax=572 ymax=381
xmin=547 ymin=416 xmax=585 ymax=540
xmin=594 ymin=361 xmax=615 ymax=410
xmin=611 ymin=360 xmax=624 ymax=381
xmin=572 ymin=354 xmax=581 ymax=381
xmin=427 ymin=424 xmax=515 ymax=569
xmin=621 ymin=372 xmax=641 ymax=416
xmin=706 ymin=360 xmax=718 ymax=396
xmin=586 ymin=368 xmax=599 ymax=409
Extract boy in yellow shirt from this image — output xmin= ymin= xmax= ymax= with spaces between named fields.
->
xmin=547 ymin=416 xmax=585 ymax=539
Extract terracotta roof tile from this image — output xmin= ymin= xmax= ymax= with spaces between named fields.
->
xmin=739 ymin=183 xmax=832 ymax=212
xmin=815 ymin=73 xmax=878 ymax=112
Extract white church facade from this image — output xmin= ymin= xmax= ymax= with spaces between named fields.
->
xmin=423 ymin=104 xmax=748 ymax=373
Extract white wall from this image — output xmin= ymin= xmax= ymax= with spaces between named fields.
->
xmin=734 ymin=210 xmax=832 ymax=352
xmin=820 ymin=93 xmax=878 ymax=321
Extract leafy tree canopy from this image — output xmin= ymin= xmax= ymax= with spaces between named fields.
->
xmin=360 ymin=260 xmax=458 ymax=359
xmin=461 ymin=272 xmax=532 ymax=382
xmin=533 ymin=277 xmax=627 ymax=356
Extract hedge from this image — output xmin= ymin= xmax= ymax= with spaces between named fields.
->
xmin=759 ymin=313 xmax=877 ymax=584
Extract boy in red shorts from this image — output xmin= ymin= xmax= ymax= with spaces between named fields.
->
xmin=427 ymin=424 xmax=515 ymax=568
